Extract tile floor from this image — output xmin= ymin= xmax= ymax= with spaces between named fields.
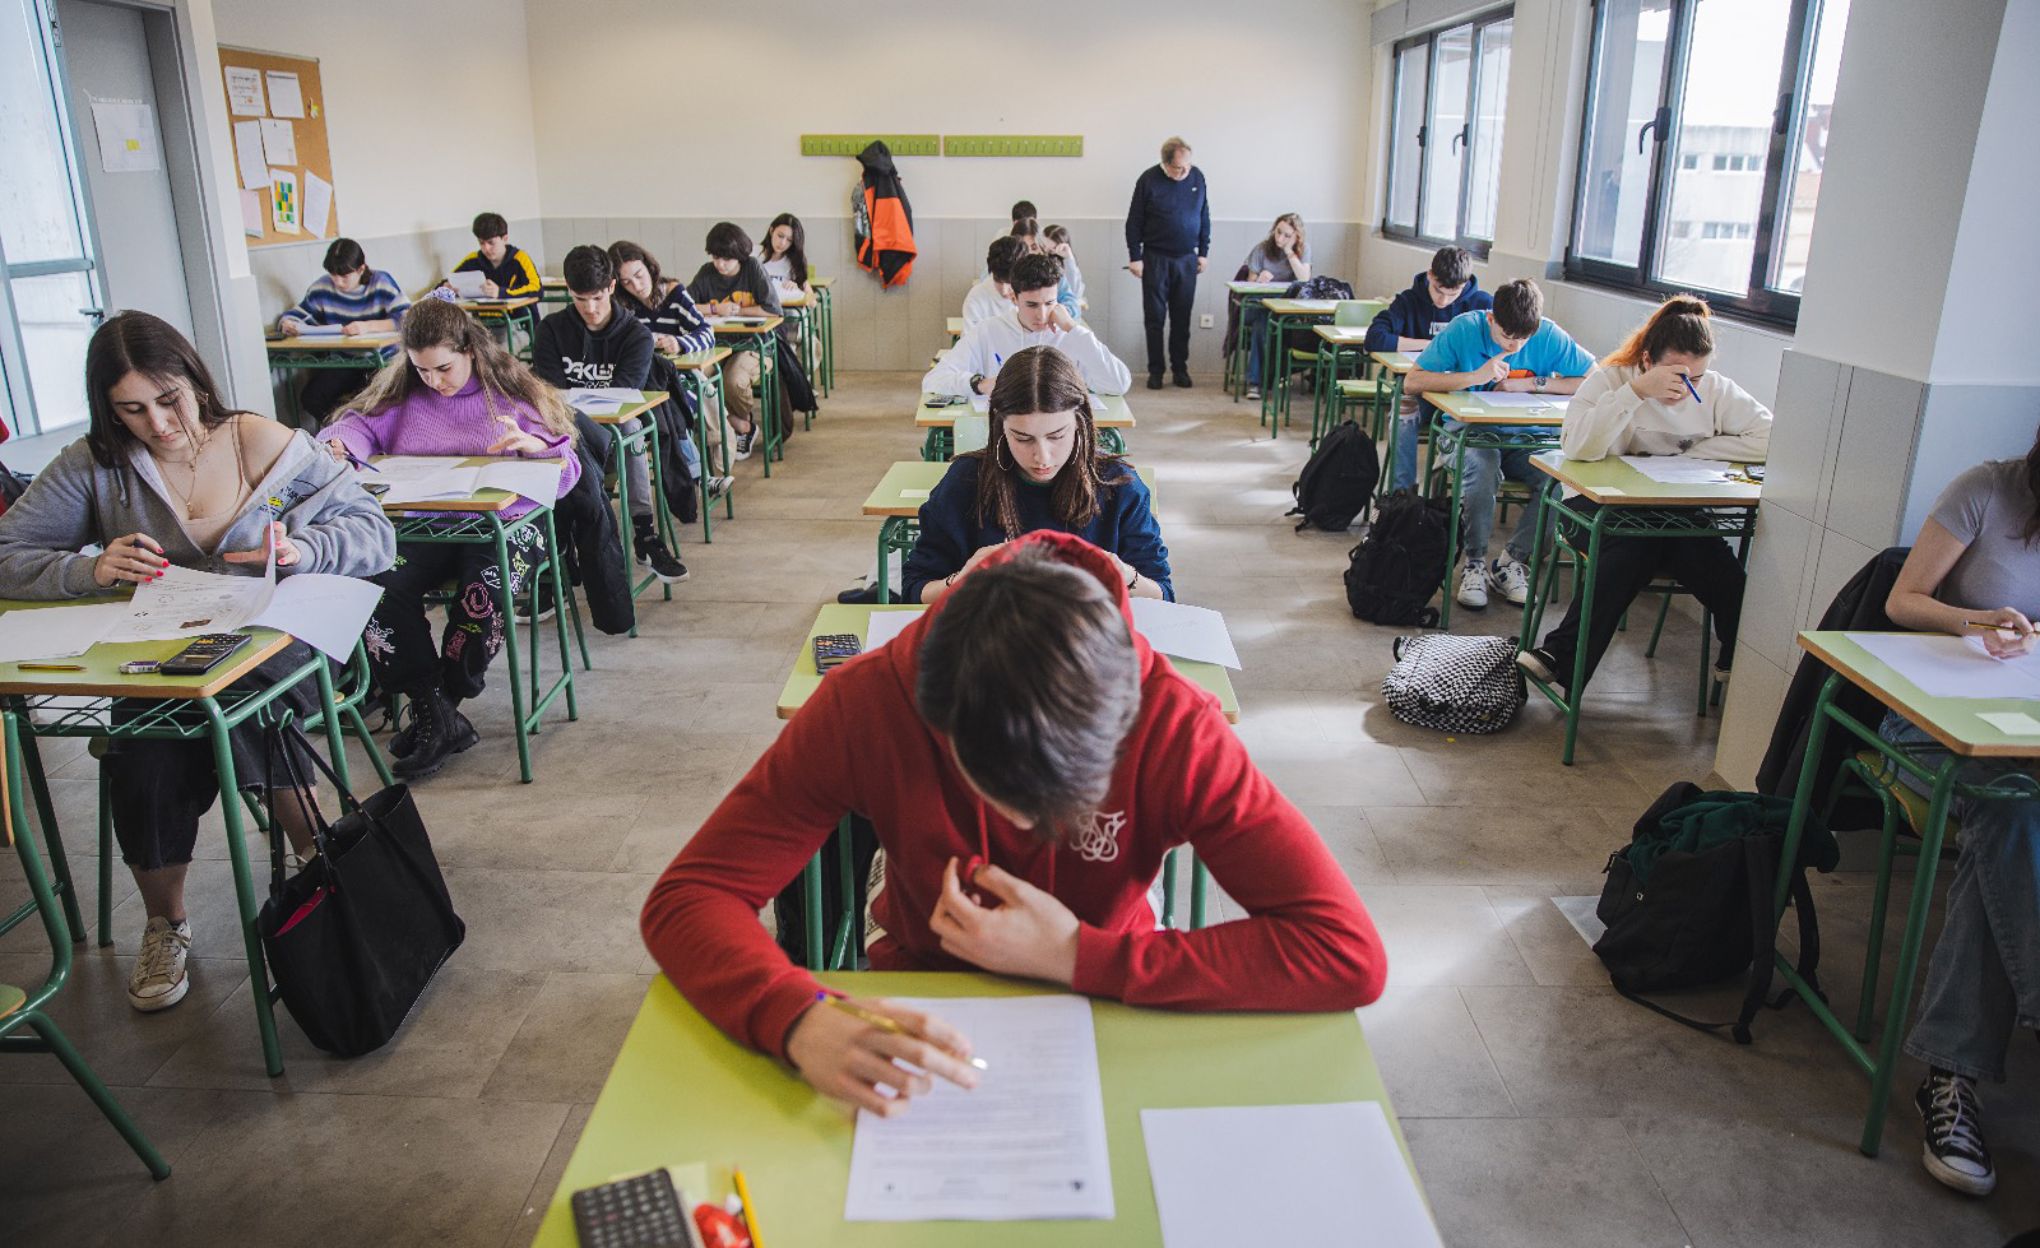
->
xmin=1 ymin=372 xmax=2035 ymax=1247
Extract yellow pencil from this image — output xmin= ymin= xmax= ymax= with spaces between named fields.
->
xmin=731 ymin=1167 xmax=766 ymax=1248
xmin=1964 ymin=620 xmax=2031 ymax=635
xmin=818 ymin=992 xmax=989 ymax=1069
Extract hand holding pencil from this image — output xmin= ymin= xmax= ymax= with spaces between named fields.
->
xmin=783 ymin=989 xmax=981 ymax=1117
xmin=1963 ymin=607 xmax=2036 ymax=659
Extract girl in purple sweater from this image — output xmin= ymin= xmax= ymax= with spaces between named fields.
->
xmin=321 ymin=298 xmax=581 ymax=779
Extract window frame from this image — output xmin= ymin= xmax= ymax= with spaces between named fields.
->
xmin=1564 ymin=0 xmax=1830 ymax=328
xmin=1379 ymin=5 xmax=1516 ymax=257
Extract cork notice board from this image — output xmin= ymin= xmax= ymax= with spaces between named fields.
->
xmin=218 ymin=47 xmax=337 ymax=248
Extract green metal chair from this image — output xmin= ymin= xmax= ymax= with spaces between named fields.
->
xmin=0 ymin=712 xmax=170 ymax=1180
xmin=1158 ymin=849 xmax=1214 ymax=930
xmin=1300 ymin=299 xmax=1388 ymax=446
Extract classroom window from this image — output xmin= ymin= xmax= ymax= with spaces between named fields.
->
xmin=1380 ymin=7 xmax=1514 ymax=252
xmin=1566 ymin=0 xmax=1852 ymax=325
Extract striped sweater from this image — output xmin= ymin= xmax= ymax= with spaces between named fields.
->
xmin=278 ymin=270 xmax=411 ymax=330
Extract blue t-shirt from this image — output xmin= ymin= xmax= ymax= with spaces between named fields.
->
xmin=1414 ymin=311 xmax=1594 ymax=385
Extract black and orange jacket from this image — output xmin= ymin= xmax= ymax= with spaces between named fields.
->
xmin=854 ymin=141 xmax=915 ymax=287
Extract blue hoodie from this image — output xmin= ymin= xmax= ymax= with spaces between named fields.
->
xmin=1363 ymin=270 xmax=1494 ymax=354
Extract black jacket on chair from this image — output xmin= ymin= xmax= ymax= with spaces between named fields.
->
xmin=552 ymin=412 xmax=635 ymax=636
xmin=1755 ymin=546 xmax=1911 ymax=827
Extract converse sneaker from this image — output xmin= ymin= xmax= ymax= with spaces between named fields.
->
xmin=1517 ymin=646 xmax=1565 ymax=690
xmin=1455 ymin=558 xmax=1490 ymax=609
xmin=1245 ymin=385 xmax=1262 ymax=401
xmin=1488 ymin=555 xmax=1532 ymax=605
xmin=705 ymin=475 xmax=733 ymax=500
xmin=731 ymin=428 xmax=756 ymax=461
xmin=1917 ymin=1071 xmax=1996 ymax=1195
xmin=128 ymin=916 xmax=191 ymax=1012
xmin=636 ymin=533 xmax=690 ymax=584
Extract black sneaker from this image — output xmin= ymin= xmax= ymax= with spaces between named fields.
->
xmin=1516 ymin=646 xmax=1567 ymax=691
xmin=1172 ymin=369 xmax=1193 ymax=388
xmin=636 ymin=534 xmax=690 ymax=584
xmin=1146 ymin=372 xmax=1164 ymax=391
xmin=731 ymin=429 xmax=756 ymax=460
xmin=706 ymin=475 xmax=733 ymax=499
xmin=1917 ymin=1071 xmax=1996 ymax=1196
xmin=391 ymin=689 xmax=479 ymax=781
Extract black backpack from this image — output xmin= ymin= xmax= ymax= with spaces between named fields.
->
xmin=1283 ymin=276 xmax=1355 ymax=302
xmin=1343 ymin=489 xmax=1448 ymax=627
xmin=1288 ymin=421 xmax=1378 ymax=533
xmin=1592 ymin=782 xmax=1827 ymax=1044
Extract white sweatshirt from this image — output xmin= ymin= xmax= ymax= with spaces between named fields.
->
xmin=1560 ymin=362 xmax=1772 ymax=464
xmin=961 ymin=275 xmax=1010 ymax=328
xmin=923 ymin=311 xmax=1133 ymax=396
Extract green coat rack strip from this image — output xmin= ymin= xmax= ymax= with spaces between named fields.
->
xmin=800 ymin=134 xmax=941 ymax=157
xmin=943 ymin=135 xmax=1083 ymax=158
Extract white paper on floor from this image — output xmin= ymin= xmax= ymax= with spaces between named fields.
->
xmin=1551 ymin=895 xmax=1606 ymax=947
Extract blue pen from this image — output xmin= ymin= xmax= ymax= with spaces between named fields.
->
xmin=336 ymin=444 xmax=371 ymax=472
xmin=1680 ymin=373 xmax=1703 ymax=404
xmin=993 ymin=353 xmax=1003 ymax=368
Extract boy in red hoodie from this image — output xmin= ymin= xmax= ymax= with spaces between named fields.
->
xmin=640 ymin=532 xmax=1387 ymax=1115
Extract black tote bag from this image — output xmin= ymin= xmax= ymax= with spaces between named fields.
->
xmin=255 ymin=725 xmax=465 ymax=1057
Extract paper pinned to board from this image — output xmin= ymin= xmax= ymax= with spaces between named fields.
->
xmin=232 ymin=119 xmax=269 ymax=190
xmin=89 ymin=100 xmax=160 ymax=173
xmin=269 ymin=169 xmax=299 ymax=233
xmin=225 ymin=65 xmax=265 ymax=116
xmin=1129 ymin=598 xmax=1241 ymax=669
xmin=239 ymin=189 xmax=264 ymax=238
xmin=264 ymin=70 xmax=305 ymax=118
xmin=258 ymin=117 xmax=297 ymax=166
xmin=302 ymin=170 xmax=333 ymax=239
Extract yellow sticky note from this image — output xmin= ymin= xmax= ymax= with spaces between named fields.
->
xmin=125 ymin=138 xmax=141 ymax=151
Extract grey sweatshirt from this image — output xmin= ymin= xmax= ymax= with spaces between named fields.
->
xmin=0 ymin=428 xmax=397 ymax=599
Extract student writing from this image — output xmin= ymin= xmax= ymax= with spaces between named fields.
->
xmin=925 ymin=254 xmax=1132 ymax=397
xmin=1368 ymin=246 xmax=1495 ymax=492
xmin=903 ymin=346 xmax=1172 ymax=604
xmin=448 ymin=211 xmax=541 ymax=298
xmin=1010 ymin=217 xmax=1081 ymax=319
xmin=1043 ymin=224 xmax=1085 ymax=307
xmin=758 ymin=213 xmax=812 ymax=301
xmin=687 ymin=221 xmax=783 ymax=461
xmin=640 ymin=531 xmax=1386 ymax=1116
xmin=276 ymin=238 xmax=410 ymax=420
xmin=0 ymin=312 xmax=395 ymax=1014
xmin=1517 ymin=295 xmax=1769 ymax=694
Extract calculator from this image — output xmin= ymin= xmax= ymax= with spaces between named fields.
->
xmin=570 ymin=1168 xmax=695 ymax=1248
xmin=159 ymin=633 xmax=252 ymax=676
xmin=814 ymin=633 xmax=861 ymax=675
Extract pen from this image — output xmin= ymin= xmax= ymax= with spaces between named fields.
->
xmin=17 ymin=663 xmax=84 ymax=671
xmin=815 ymin=989 xmax=990 ymax=1069
xmin=731 ymin=1168 xmax=766 ymax=1248
xmin=1681 ymin=373 xmax=1704 ymax=404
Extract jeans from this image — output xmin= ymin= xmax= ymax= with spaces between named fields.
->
xmin=1140 ymin=252 xmax=1197 ymax=375
xmin=1449 ymin=420 xmax=1552 ymax=566
xmin=616 ymin=416 xmax=702 ymax=525
xmin=1243 ymin=304 xmax=1269 ymax=385
xmin=1878 ymin=711 xmax=2040 ymax=1082
xmin=1391 ymin=399 xmax=1424 ymax=493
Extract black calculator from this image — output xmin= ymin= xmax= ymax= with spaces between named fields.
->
xmin=160 ymin=633 xmax=252 ymax=676
xmin=570 ymin=1168 xmax=694 ymax=1248
xmin=814 ymin=633 xmax=861 ymax=674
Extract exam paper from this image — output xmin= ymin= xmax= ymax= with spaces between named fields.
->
xmin=1618 ymin=455 xmax=1740 ymax=484
xmin=0 ymin=602 xmax=127 ymax=663
xmin=361 ymin=457 xmax=564 ymax=506
xmin=1129 ymin=598 xmax=1241 ymax=669
xmin=1850 ymin=631 xmax=2040 ymax=700
xmin=290 ymin=323 xmax=345 ymax=338
xmin=95 ymin=561 xmax=380 ymax=661
xmin=969 ymin=394 xmax=991 ymax=413
xmin=862 ymin=609 xmax=923 ymax=651
xmin=1472 ymin=391 xmax=1569 ymax=410
xmin=445 ymin=270 xmax=488 ymax=299
xmin=845 ymin=996 xmax=1113 ymax=1222
xmin=1142 ymin=1102 xmax=1442 ymax=1248
xmin=563 ymin=387 xmax=640 ymax=415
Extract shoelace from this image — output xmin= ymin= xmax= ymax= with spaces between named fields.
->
xmin=137 ymin=924 xmax=186 ymax=983
xmin=1926 ymin=1078 xmax=1987 ymax=1157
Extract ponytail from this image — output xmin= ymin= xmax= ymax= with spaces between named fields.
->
xmin=1605 ymin=293 xmax=1714 ymax=369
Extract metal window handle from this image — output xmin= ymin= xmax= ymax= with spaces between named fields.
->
xmin=1452 ymin=125 xmax=1469 ymax=154
xmin=1636 ymin=106 xmax=1671 ymax=154
xmin=77 ymin=307 xmax=104 ymax=324
xmin=1773 ymin=91 xmax=1794 ymax=135
xmin=1416 ymin=124 xmax=1428 ymax=148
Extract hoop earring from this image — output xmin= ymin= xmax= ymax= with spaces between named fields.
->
xmin=994 ymin=437 xmax=1014 ymax=472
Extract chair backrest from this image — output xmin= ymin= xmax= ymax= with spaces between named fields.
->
xmin=1335 ymin=299 xmax=1388 ymax=328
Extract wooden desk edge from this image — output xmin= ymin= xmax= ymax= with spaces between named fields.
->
xmin=1796 ymin=632 xmax=2035 ymax=759
xmin=1532 ymin=456 xmax=1763 ymax=508
xmin=0 ymin=631 xmax=293 ymax=700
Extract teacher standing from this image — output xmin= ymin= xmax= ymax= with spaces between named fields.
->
xmin=1125 ymin=136 xmax=1210 ymax=390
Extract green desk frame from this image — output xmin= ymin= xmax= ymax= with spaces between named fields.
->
xmin=1225 ymin=282 xmax=1288 ymax=402
xmin=667 ymin=352 xmax=737 ymax=541
xmin=714 ymin=327 xmax=784 ymax=477
xmin=1257 ymin=302 xmax=1337 ymax=436
xmin=264 ymin=341 xmax=393 ymax=431
xmin=1424 ymin=410 xmax=1562 ymax=631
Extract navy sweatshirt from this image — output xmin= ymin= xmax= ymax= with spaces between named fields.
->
xmin=901 ymin=454 xmax=1174 ymax=604
xmin=532 ymin=303 xmax=653 ymax=391
xmin=1125 ymin=165 xmax=1211 ymax=261
xmin=1363 ymin=271 xmax=1494 ymax=354
xmin=452 ymin=244 xmax=541 ymax=297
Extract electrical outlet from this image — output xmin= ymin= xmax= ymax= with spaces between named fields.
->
xmin=1199 ymin=314 xmax=1214 ymax=329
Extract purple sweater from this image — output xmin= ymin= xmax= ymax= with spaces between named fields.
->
xmin=320 ymin=376 xmax=580 ymax=519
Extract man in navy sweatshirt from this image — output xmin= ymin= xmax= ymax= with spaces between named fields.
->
xmin=1367 ymin=246 xmax=1494 ymax=492
xmin=1124 ymin=136 xmax=1210 ymax=390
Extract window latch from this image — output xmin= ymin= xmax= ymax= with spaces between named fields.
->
xmin=1636 ymin=106 xmax=1671 ymax=154
xmin=1452 ymin=125 xmax=1469 ymax=154
xmin=1773 ymin=91 xmax=1794 ymax=136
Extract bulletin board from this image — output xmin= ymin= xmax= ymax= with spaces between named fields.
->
xmin=216 ymin=47 xmax=338 ymax=248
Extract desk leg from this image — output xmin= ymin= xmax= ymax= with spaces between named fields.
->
xmin=759 ymin=343 xmax=778 ymax=478
xmin=1437 ymin=430 xmax=1467 ymax=631
xmin=1189 ymin=854 xmax=1209 ymax=929
xmin=1557 ymin=509 xmax=1605 ymax=766
xmin=495 ymin=519 xmax=536 ymax=784
xmin=801 ymin=856 xmax=824 ymax=971
xmin=642 ymin=420 xmax=676 ymax=603
xmin=545 ymin=511 xmax=580 ymax=720
xmin=201 ymin=700 xmax=284 ymax=1076
xmin=14 ymin=732 xmax=86 ymax=945
xmin=609 ymin=429 xmax=641 ymax=639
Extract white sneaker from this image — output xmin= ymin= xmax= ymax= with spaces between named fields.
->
xmin=1455 ymin=558 xmax=1490 ymax=609
xmin=731 ymin=429 xmax=756 ymax=461
xmin=1488 ymin=555 xmax=1531 ymax=606
xmin=128 ymin=916 xmax=191 ymax=1013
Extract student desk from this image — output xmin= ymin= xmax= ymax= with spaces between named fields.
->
xmin=1255 ymin=299 xmax=1338 ymax=436
xmin=582 ymin=391 xmax=680 ymax=630
xmin=662 ymin=347 xmax=735 ymax=537
xmin=709 ymin=316 xmax=786 ymax=477
xmin=1372 ymin=351 xmax=1421 ymax=485
xmin=945 ymin=316 xmax=964 ymax=342
xmin=1418 ymin=392 xmax=1568 ymax=631
xmin=0 ymin=610 xmax=357 ymax=1078
xmin=532 ymin=972 xmax=1416 ymax=1246
xmin=778 ymin=290 xmax=826 ymax=406
xmin=449 ymin=295 xmax=540 ymax=359
xmin=1769 ymin=630 xmax=2040 ymax=1158
xmin=861 ymin=462 xmax=1158 ymax=606
xmin=810 ymin=275 xmax=836 ymax=392
xmin=1225 ymin=280 xmax=1291 ymax=402
xmin=1308 ymin=325 xmax=1375 ymax=449
xmin=264 ymin=332 xmax=399 ymax=430
xmin=1515 ymin=452 xmax=1758 ymax=763
xmin=915 ymin=395 xmax=1134 ymax=461
xmin=376 ymin=460 xmax=578 ymax=783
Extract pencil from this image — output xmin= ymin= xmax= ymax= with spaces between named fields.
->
xmin=17 ymin=663 xmax=84 ymax=672
xmin=815 ymin=990 xmax=989 ymax=1069
xmin=731 ymin=1167 xmax=766 ymax=1248
xmin=1963 ymin=619 xmax=2031 ymax=634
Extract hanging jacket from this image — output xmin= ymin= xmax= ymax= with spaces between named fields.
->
xmin=854 ymin=141 xmax=916 ymax=287
xmin=643 ymin=352 xmax=700 ymax=526
xmin=1755 ymin=546 xmax=1910 ymax=826
xmin=551 ymin=411 xmax=634 ymax=635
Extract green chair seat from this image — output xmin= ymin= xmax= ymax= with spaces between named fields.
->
xmin=1335 ymin=379 xmax=1376 ymax=396
xmin=1852 ymin=749 xmax=1964 ymax=844
xmin=0 ymin=982 xmax=24 ymax=1019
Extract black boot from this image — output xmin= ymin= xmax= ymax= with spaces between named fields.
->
xmin=391 ymin=687 xmax=478 ymax=780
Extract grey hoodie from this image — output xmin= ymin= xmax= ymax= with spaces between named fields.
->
xmin=0 ymin=427 xmax=397 ymax=599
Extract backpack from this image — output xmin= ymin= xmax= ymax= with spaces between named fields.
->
xmin=1343 ymin=489 xmax=1449 ymax=627
xmin=1592 ymin=782 xmax=1834 ymax=1044
xmin=1381 ymin=633 xmax=1525 ymax=734
xmin=1284 ymin=276 xmax=1355 ymax=302
xmin=1288 ymin=420 xmax=1378 ymax=533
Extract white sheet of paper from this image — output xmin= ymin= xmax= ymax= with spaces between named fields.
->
xmin=969 ymin=394 xmax=991 ymax=413
xmin=563 ymin=386 xmax=638 ymax=414
xmin=264 ymin=70 xmax=304 ymax=119
xmin=291 ymin=323 xmax=345 ymax=338
xmin=225 ymin=66 xmax=265 ymax=116
xmin=259 ymin=117 xmax=297 ymax=166
xmin=1129 ymin=598 xmax=1241 ymax=669
xmin=900 ymin=488 xmax=930 ymax=500
xmin=1618 ymin=455 xmax=1739 ymax=484
xmin=845 ymin=996 xmax=1113 ymax=1222
xmin=302 ymin=170 xmax=333 ymax=239
xmin=1849 ymin=631 xmax=2040 ymax=700
xmin=0 ymin=602 xmax=128 ymax=662
xmin=232 ymin=119 xmax=269 ymax=189
xmin=1473 ymin=391 xmax=1569 ymax=410
xmin=477 ymin=460 xmax=565 ymax=505
xmin=269 ymin=168 xmax=298 ymax=233
xmin=250 ymin=573 xmax=382 ymax=660
xmin=239 ymin=188 xmax=264 ymax=238
xmin=445 ymin=270 xmax=488 ymax=299
xmin=102 ymin=562 xmax=271 ymax=644
xmin=362 ymin=456 xmax=474 ymax=478
xmin=863 ymin=608 xmax=925 ymax=651
xmin=1142 ymin=1102 xmax=1441 ymax=1248
xmin=372 ymin=467 xmax=483 ymax=506
xmin=89 ymin=100 xmax=160 ymax=173
xmin=1978 ymin=711 xmax=2040 ymax=735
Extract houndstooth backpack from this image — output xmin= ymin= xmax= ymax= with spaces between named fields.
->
xmin=1382 ymin=634 xmax=1526 ymax=734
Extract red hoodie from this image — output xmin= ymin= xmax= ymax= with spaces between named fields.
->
xmin=639 ymin=533 xmax=1387 ymax=1059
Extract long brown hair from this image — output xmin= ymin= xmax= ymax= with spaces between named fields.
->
xmin=1605 ymin=293 xmax=1715 ymax=369
xmin=1263 ymin=212 xmax=1307 ymax=261
xmin=970 ymin=347 xmax=1129 ymax=538
xmin=84 ymin=311 xmax=249 ymax=469
xmin=342 ymin=298 xmax=575 ymax=440
xmin=2023 ymin=425 xmax=2040 ymax=544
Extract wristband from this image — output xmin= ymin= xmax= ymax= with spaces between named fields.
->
xmin=1126 ymin=566 xmax=1138 ymax=590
